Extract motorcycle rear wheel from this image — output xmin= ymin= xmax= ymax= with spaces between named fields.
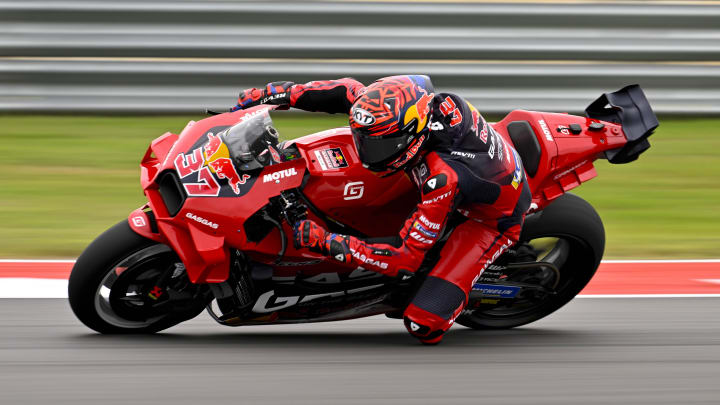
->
xmin=457 ymin=193 xmax=605 ymax=330
xmin=68 ymin=220 xmax=210 ymax=334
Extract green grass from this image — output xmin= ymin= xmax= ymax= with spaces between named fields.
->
xmin=0 ymin=114 xmax=718 ymax=259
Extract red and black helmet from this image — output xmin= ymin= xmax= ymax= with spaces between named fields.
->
xmin=350 ymin=75 xmax=435 ymax=172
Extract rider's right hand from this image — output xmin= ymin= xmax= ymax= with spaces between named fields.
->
xmin=232 ymin=82 xmax=294 ymax=111
xmin=293 ymin=220 xmax=352 ymax=263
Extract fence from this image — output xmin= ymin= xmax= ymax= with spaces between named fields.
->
xmin=2 ymin=1 xmax=719 ymax=113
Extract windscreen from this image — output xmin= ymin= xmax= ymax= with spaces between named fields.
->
xmin=222 ymin=110 xmax=280 ymax=171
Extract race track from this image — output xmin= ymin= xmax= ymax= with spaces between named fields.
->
xmin=1 ymin=297 xmax=719 ymax=404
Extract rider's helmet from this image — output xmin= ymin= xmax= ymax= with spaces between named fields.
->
xmin=350 ymin=75 xmax=435 ymax=172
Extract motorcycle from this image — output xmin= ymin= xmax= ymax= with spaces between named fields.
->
xmin=68 ymin=85 xmax=658 ymax=334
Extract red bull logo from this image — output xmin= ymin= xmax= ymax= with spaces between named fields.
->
xmin=203 ymin=133 xmax=250 ymax=194
xmin=173 ymin=131 xmax=250 ymax=196
xmin=403 ymin=91 xmax=434 ymax=133
xmin=203 ymin=132 xmax=224 ymax=157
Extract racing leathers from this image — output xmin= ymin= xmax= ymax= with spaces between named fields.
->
xmin=237 ymin=77 xmax=532 ymax=343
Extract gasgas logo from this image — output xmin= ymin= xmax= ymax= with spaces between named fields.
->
xmin=174 ymin=132 xmax=251 ymax=196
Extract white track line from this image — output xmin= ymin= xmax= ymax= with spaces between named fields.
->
xmin=0 ymin=279 xmax=68 ymax=298
xmin=0 ymin=259 xmax=76 ymax=263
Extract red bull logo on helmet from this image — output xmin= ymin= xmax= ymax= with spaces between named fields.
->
xmin=403 ymin=91 xmax=434 ymax=134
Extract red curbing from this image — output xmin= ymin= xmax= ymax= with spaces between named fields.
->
xmin=581 ymin=260 xmax=720 ymax=295
xmin=1 ymin=260 xmax=719 ymax=295
xmin=0 ymin=261 xmax=74 ymax=279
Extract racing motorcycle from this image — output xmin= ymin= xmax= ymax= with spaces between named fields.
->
xmin=68 ymin=85 xmax=658 ymax=334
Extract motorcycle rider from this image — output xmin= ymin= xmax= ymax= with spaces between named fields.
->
xmin=233 ymin=75 xmax=531 ymax=344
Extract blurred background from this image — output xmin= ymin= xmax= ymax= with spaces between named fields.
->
xmin=1 ymin=0 xmax=718 ymax=259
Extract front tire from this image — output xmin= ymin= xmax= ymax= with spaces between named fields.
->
xmin=68 ymin=220 xmax=210 ymax=334
xmin=457 ymin=193 xmax=605 ymax=329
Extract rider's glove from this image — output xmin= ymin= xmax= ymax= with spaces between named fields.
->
xmin=293 ymin=220 xmax=352 ymax=263
xmin=232 ymin=82 xmax=294 ymax=111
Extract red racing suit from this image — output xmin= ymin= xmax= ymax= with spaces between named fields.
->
xmin=239 ymin=77 xmax=532 ymax=343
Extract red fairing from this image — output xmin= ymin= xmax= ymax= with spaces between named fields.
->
xmin=290 ymin=128 xmax=417 ymax=236
xmin=340 ymin=152 xmax=461 ymax=277
xmin=130 ymin=103 xmax=633 ymax=285
xmin=136 ymin=106 xmax=309 ymax=283
xmin=491 ymin=110 xmax=627 ymax=210
xmin=128 ymin=206 xmax=166 ymax=244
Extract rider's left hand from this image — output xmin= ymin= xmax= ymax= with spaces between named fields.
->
xmin=293 ymin=220 xmax=352 ymax=263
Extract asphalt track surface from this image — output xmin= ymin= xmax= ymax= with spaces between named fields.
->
xmin=1 ymin=298 xmax=719 ymax=404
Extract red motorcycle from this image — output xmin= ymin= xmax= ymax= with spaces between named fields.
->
xmin=68 ymin=85 xmax=657 ymax=334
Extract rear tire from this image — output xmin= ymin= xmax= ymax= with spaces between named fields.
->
xmin=68 ymin=220 xmax=210 ymax=334
xmin=457 ymin=193 xmax=605 ymax=329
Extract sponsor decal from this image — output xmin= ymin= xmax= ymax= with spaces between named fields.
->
xmin=208 ymin=158 xmax=251 ymax=194
xmin=251 ymin=284 xmax=384 ymax=313
xmin=174 ymin=132 xmax=251 ymax=196
xmin=351 ymin=107 xmax=376 ymax=126
xmin=423 ymin=174 xmax=447 ymax=195
xmin=422 ymin=190 xmax=452 ymax=205
xmin=343 ymin=181 xmax=365 ymax=200
xmin=497 ymin=133 xmax=505 ymax=162
xmin=511 ymin=149 xmax=524 ymax=189
xmin=557 ymin=125 xmax=570 ymax=135
xmin=538 ymin=120 xmax=554 ymax=141
xmin=131 ymin=216 xmax=146 ymax=227
xmin=473 ymin=237 xmax=514 ymax=285
xmin=413 ymin=221 xmax=438 ymax=238
xmin=314 ymin=147 xmax=348 ymax=171
xmin=351 ymin=250 xmax=389 ymax=270
xmin=403 ymin=91 xmax=434 ymax=133
xmin=450 ymin=151 xmax=476 ymax=159
xmin=410 ymin=231 xmax=434 ymax=244
xmin=418 ymin=215 xmax=441 ymax=230
xmin=185 ymin=212 xmax=219 ymax=229
xmin=260 ymin=92 xmax=289 ymax=104
xmin=469 ymin=103 xmax=488 ymax=143
xmin=262 ymin=167 xmax=298 ymax=183
xmin=471 ymin=284 xmax=521 ymax=298
xmin=390 ymin=133 xmax=426 ymax=169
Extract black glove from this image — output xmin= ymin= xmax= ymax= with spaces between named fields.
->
xmin=232 ymin=81 xmax=294 ymax=111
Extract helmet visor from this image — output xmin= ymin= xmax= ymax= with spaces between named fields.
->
xmin=353 ymin=132 xmax=412 ymax=168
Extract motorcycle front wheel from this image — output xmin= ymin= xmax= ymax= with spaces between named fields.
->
xmin=68 ymin=220 xmax=210 ymax=334
xmin=457 ymin=193 xmax=605 ymax=330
